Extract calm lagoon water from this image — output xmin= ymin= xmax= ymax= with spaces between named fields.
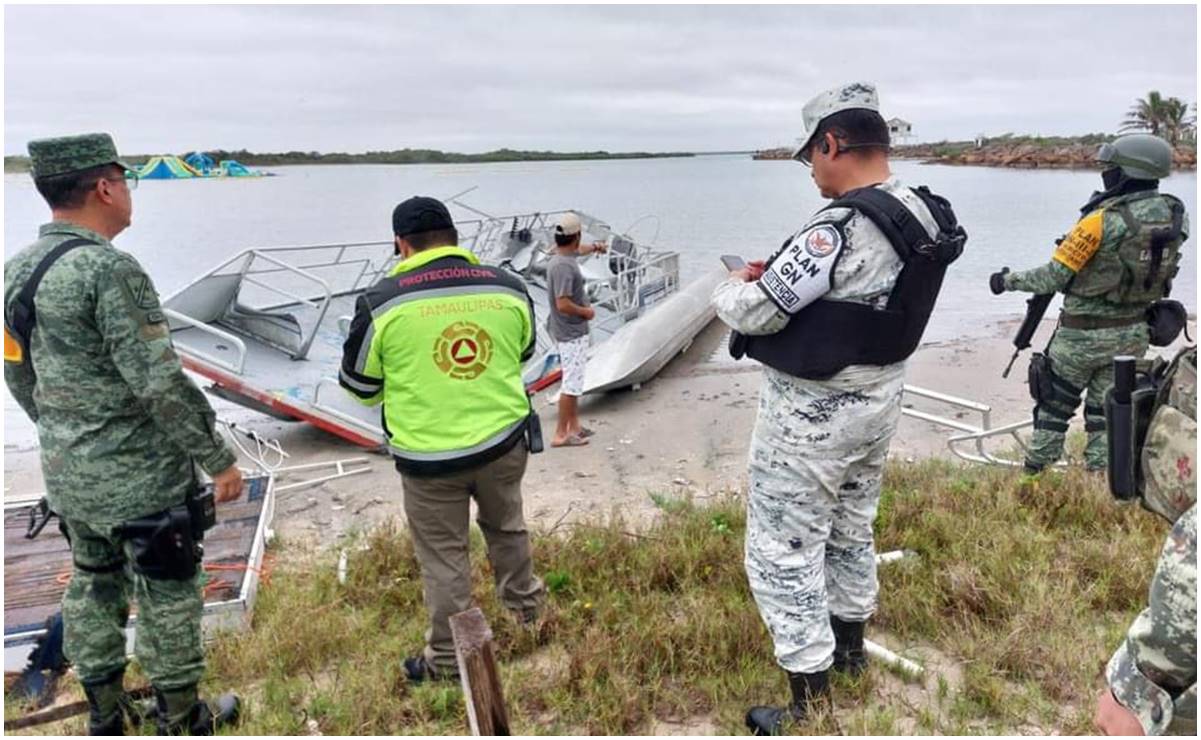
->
xmin=3 ymin=155 xmax=1197 ymax=445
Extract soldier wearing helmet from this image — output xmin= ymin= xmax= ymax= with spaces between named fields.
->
xmin=990 ymin=133 xmax=1190 ymax=474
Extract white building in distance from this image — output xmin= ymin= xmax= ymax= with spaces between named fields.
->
xmin=887 ymin=117 xmax=913 ymax=144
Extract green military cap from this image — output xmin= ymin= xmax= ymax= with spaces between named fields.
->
xmin=27 ymin=132 xmax=132 ymax=179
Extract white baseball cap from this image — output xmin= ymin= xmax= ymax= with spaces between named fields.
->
xmin=555 ymin=212 xmax=582 ymax=236
xmin=793 ymin=82 xmax=881 ymax=161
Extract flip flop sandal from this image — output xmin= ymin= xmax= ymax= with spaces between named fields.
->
xmin=551 ymin=434 xmax=589 ymax=447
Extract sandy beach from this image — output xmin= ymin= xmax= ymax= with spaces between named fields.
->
xmin=6 ymin=315 xmax=1193 ymax=548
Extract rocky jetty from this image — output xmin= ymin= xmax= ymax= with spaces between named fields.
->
xmin=752 ymin=147 xmax=793 ymax=160
xmin=892 ymin=141 xmax=1196 ymax=170
xmin=752 ymin=140 xmax=1197 ymax=170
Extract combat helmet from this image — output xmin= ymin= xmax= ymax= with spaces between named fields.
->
xmin=1096 ymin=133 xmax=1173 ymax=180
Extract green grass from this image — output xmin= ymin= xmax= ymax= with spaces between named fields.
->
xmin=5 ymin=460 xmax=1166 ymax=735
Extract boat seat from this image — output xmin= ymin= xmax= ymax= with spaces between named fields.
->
xmin=218 ymin=303 xmax=306 ymax=360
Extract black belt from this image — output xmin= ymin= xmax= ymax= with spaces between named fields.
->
xmin=1059 ymin=312 xmax=1144 ymax=330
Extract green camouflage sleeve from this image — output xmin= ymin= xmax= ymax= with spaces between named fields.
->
xmin=1106 ymin=505 xmax=1197 ymax=735
xmin=95 ymin=256 xmax=237 ymax=474
xmin=4 ymin=360 xmax=40 ymax=422
xmin=1003 ymin=258 xmax=1076 ymax=294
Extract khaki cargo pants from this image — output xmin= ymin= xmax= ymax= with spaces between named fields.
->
xmin=400 ymin=441 xmax=545 ymax=673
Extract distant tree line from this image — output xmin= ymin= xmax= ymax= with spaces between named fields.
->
xmin=204 ymin=148 xmax=694 ymax=166
xmin=4 ymin=147 xmax=695 ymax=173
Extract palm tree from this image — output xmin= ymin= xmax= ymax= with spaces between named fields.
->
xmin=1121 ymin=91 xmax=1170 ymax=136
xmin=1160 ymin=97 xmax=1194 ymax=146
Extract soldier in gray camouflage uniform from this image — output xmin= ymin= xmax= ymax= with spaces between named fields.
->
xmin=1095 ymin=348 xmax=1196 ymax=735
xmin=991 ymin=134 xmax=1189 ymax=473
xmin=712 ymin=83 xmax=949 ymax=735
xmin=4 ymin=134 xmax=242 ymax=735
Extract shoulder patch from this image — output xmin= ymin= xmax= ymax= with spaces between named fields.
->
xmin=803 ymin=224 xmax=842 ymax=258
xmin=759 ymin=222 xmax=844 ymax=314
xmin=123 ymin=273 xmax=159 ymax=309
xmin=1053 ymin=210 xmax=1104 ymax=273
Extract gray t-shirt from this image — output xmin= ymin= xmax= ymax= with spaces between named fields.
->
xmin=546 ymin=253 xmax=590 ymax=342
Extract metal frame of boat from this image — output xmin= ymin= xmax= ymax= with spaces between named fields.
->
xmin=899 ymin=385 xmax=1034 ymax=466
xmin=3 ymin=474 xmax=276 ymax=671
xmin=162 ymin=197 xmax=718 ymax=448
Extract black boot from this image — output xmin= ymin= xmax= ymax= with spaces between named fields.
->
xmin=83 ymin=672 xmax=126 ymax=736
xmin=745 ymin=670 xmax=830 ymax=736
xmin=830 ymin=616 xmax=868 ymax=677
xmin=155 ymin=686 xmax=241 ymax=736
xmin=118 ymin=691 xmax=159 ymax=730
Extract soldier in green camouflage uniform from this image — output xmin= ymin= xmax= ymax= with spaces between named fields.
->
xmin=1095 ymin=348 xmax=1196 ymax=735
xmin=4 ymin=134 xmax=242 ymax=735
xmin=991 ymin=134 xmax=1189 ymax=472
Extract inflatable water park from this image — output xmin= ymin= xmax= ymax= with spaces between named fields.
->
xmin=135 ymin=152 xmax=268 ymax=179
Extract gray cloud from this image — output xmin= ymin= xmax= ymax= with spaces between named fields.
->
xmin=4 ymin=4 xmax=1196 ymax=154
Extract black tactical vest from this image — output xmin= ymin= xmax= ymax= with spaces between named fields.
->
xmin=730 ymin=185 xmax=966 ymax=380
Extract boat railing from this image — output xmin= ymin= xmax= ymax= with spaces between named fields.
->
xmin=589 ymin=249 xmax=681 ymax=336
xmin=166 ymin=239 xmax=397 ymax=361
xmin=901 ymin=384 xmax=1036 ymax=467
xmin=163 ymin=308 xmax=249 ymax=374
xmin=311 ymin=377 xmax=393 ymax=440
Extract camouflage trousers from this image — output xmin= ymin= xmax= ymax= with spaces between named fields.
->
xmin=1027 ymin=323 xmax=1149 ymax=470
xmin=744 ymin=364 xmax=905 ymax=674
xmin=60 ymin=518 xmax=205 ymax=690
xmin=1106 ymin=505 xmax=1197 ymax=735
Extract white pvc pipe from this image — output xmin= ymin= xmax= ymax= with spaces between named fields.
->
xmin=864 ymin=639 xmax=925 ymax=678
xmin=870 ymin=549 xmax=925 ymax=678
xmin=875 ymin=550 xmax=911 ymax=565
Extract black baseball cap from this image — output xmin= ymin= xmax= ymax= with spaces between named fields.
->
xmin=392 ymin=196 xmax=454 ymax=237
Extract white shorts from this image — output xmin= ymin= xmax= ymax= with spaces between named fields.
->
xmin=556 ymin=336 xmax=589 ymax=397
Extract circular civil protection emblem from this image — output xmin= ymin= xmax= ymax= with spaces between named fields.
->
xmin=433 ymin=321 xmax=493 ymax=380
xmin=804 ymin=225 xmax=841 ymax=258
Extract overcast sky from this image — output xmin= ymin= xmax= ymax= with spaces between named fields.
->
xmin=4 ymin=4 xmax=1197 ymax=155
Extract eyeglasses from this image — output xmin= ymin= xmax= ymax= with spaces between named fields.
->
xmin=106 ymin=171 xmax=139 ymax=190
xmin=795 ymin=139 xmax=889 ymax=168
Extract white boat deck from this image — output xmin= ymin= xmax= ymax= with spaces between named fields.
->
xmin=163 ymin=204 xmax=716 ymax=447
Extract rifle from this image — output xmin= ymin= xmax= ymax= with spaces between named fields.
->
xmin=1002 ymin=292 xmax=1054 ymax=378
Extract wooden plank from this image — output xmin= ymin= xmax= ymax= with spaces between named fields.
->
xmin=4 ymin=685 xmax=154 ymax=731
xmin=449 ymin=607 xmax=510 ymax=736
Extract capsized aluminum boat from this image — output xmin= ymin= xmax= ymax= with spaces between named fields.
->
xmin=161 ymin=197 xmax=721 ymax=448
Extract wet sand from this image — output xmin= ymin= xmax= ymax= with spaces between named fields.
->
xmin=4 ymin=317 xmax=1194 ymax=548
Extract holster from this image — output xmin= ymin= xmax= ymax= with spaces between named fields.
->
xmin=1027 ymin=352 xmax=1054 ymax=404
xmin=115 ymin=506 xmax=199 ymax=580
xmin=114 ymin=487 xmax=214 ymax=581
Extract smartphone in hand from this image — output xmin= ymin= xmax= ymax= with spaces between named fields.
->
xmin=720 ymin=254 xmax=747 ymax=272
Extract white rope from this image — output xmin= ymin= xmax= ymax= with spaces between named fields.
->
xmin=217 ymin=419 xmax=289 ymax=473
